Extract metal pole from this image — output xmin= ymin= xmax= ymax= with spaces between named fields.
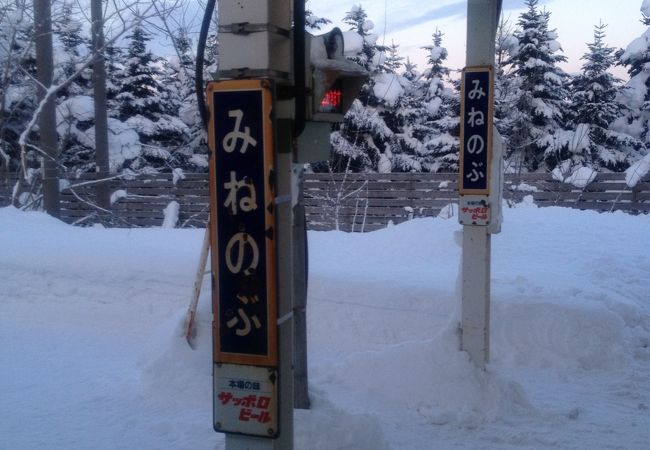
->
xmin=33 ymin=0 xmax=59 ymax=217
xmin=90 ymin=0 xmax=111 ymax=211
xmin=274 ymin=147 xmax=295 ymax=449
xmin=460 ymin=0 xmax=500 ymax=369
xmin=292 ymin=164 xmax=310 ymax=409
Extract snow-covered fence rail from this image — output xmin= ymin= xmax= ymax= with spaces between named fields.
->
xmin=506 ymin=172 xmax=650 ymax=213
xmin=303 ymin=172 xmax=458 ymax=232
xmin=60 ymin=172 xmax=210 ymax=227
xmin=0 ymin=171 xmax=648 ymax=229
xmin=0 ymin=172 xmax=210 ymax=227
xmin=304 ymin=172 xmax=650 ymax=232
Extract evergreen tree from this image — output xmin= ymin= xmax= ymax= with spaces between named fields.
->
xmin=105 ymin=44 xmax=124 ymax=103
xmin=388 ymin=61 xmax=425 ymax=172
xmin=112 ymin=24 xmax=189 ymax=172
xmin=52 ymin=1 xmax=96 ymax=173
xmin=384 ymin=40 xmax=404 ymax=73
xmin=330 ymin=6 xmax=393 ymax=172
xmin=494 ymin=17 xmax=520 ymax=154
xmin=342 ymin=5 xmax=375 ymax=71
xmin=0 ymin=3 xmax=37 ymax=171
xmin=505 ymin=0 xmax=570 ymax=172
xmin=53 ymin=1 xmax=90 ymax=95
xmin=567 ymin=22 xmax=640 ymax=172
xmin=613 ymin=3 xmax=650 ymax=155
xmin=171 ymin=28 xmax=209 ymax=171
xmin=417 ymin=30 xmax=460 ymax=172
xmin=379 ymin=42 xmax=421 ymax=172
xmin=306 ymin=2 xmax=330 ymax=31
xmin=115 ymin=25 xmax=166 ymax=119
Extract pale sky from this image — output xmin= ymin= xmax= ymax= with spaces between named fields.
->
xmin=307 ymin=0 xmax=647 ymax=80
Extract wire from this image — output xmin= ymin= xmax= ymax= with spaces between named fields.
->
xmin=196 ymin=0 xmax=216 ymax=130
xmin=293 ymin=0 xmax=306 ymax=137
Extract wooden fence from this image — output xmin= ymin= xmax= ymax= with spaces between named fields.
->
xmin=0 ymin=171 xmax=648 ymax=231
xmin=303 ymin=172 xmax=650 ymax=231
xmin=0 ymin=172 xmax=210 ymax=228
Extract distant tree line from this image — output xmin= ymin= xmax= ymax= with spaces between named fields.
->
xmin=1 ymin=0 xmax=649 ymax=198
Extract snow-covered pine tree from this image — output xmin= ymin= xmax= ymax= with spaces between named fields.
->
xmin=387 ymin=57 xmax=424 ymax=173
xmin=377 ymin=41 xmax=423 ymax=173
xmin=53 ymin=1 xmax=90 ymax=96
xmin=112 ymin=24 xmax=189 ymax=173
xmin=384 ymin=40 xmax=404 ymax=73
xmin=171 ymin=27 xmax=209 ymax=172
xmin=417 ymin=29 xmax=460 ymax=172
xmin=505 ymin=0 xmax=570 ymax=172
xmin=329 ymin=5 xmax=394 ymax=172
xmin=566 ymin=22 xmax=641 ymax=172
xmin=613 ymin=1 xmax=650 ymax=156
xmin=114 ymin=25 xmax=163 ymax=119
xmin=306 ymin=1 xmax=330 ymax=31
xmin=0 ymin=1 xmax=37 ymax=171
xmin=53 ymin=1 xmax=97 ymax=175
xmin=342 ymin=5 xmax=376 ymax=72
xmin=494 ymin=17 xmax=520 ymax=156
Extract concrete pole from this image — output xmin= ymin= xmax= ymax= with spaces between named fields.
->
xmin=461 ymin=0 xmax=500 ymax=369
xmin=90 ymin=0 xmax=111 ymax=211
xmin=33 ymin=0 xmax=60 ymax=217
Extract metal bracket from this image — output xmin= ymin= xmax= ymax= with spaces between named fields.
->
xmin=217 ymin=68 xmax=289 ymax=80
xmin=218 ymin=22 xmax=291 ymax=37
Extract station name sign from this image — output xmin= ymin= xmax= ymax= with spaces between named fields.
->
xmin=459 ymin=66 xmax=494 ymax=195
xmin=207 ymin=79 xmax=277 ymax=367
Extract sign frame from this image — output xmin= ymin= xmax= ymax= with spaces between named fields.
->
xmin=458 ymin=66 xmax=494 ymax=196
xmin=207 ymin=79 xmax=278 ymax=368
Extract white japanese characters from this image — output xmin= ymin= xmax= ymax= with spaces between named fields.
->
xmin=220 ymin=107 xmax=264 ymax=340
xmin=224 ymin=171 xmax=257 ymax=215
xmin=223 ymin=109 xmax=258 ymax=154
xmin=460 ymin=68 xmax=493 ymax=193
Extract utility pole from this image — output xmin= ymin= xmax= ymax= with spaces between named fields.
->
xmin=459 ymin=0 xmax=503 ymax=369
xmin=33 ymin=0 xmax=59 ymax=217
xmin=209 ymin=1 xmax=292 ymax=449
xmin=91 ymin=0 xmax=111 ymax=212
xmin=207 ymin=3 xmax=366 ymax=448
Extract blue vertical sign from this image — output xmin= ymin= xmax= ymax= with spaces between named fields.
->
xmin=459 ymin=66 xmax=494 ymax=195
xmin=208 ymin=80 xmax=277 ymax=368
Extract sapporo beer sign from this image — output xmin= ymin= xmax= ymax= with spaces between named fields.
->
xmin=459 ymin=66 xmax=494 ymax=195
xmin=207 ymin=79 xmax=277 ymax=367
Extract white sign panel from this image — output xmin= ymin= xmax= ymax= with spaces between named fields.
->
xmin=459 ymin=195 xmax=491 ymax=226
xmin=213 ymin=363 xmax=278 ymax=438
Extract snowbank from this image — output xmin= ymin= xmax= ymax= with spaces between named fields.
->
xmin=1 ymin=204 xmax=649 ymax=449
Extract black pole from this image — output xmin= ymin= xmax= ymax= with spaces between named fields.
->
xmin=293 ymin=0 xmax=306 ymax=137
xmin=196 ymin=0 xmax=217 ymax=130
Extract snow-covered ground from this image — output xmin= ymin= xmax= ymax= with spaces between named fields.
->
xmin=1 ymin=201 xmax=649 ymax=449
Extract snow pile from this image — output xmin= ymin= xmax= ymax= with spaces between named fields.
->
xmin=110 ymin=189 xmax=127 ymax=205
xmin=551 ymin=163 xmax=597 ymax=188
xmin=56 ymin=95 xmax=95 ymax=125
xmin=620 ymin=28 xmax=650 ymax=64
xmin=372 ymin=73 xmax=404 ymax=106
xmin=1 ymin=204 xmax=650 ymax=449
xmin=78 ymin=118 xmax=142 ymax=172
xmin=626 ymin=153 xmax=650 ymax=187
xmin=162 ymin=201 xmax=180 ymax=228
